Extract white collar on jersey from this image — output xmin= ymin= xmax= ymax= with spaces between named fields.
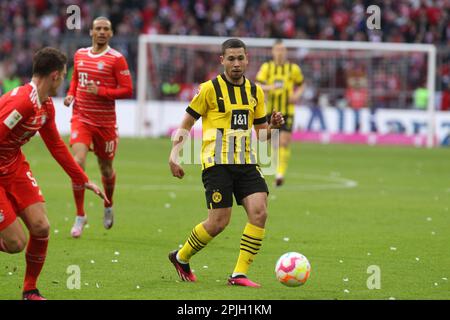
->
xmin=88 ymin=46 xmax=111 ymax=58
xmin=29 ymin=80 xmax=42 ymax=108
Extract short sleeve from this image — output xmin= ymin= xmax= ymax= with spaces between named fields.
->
xmin=253 ymin=85 xmax=267 ymax=125
xmin=256 ymin=62 xmax=269 ymax=84
xmin=292 ymin=64 xmax=304 ymax=86
xmin=186 ymin=82 xmax=210 ymax=119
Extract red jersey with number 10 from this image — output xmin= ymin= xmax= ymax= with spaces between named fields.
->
xmin=67 ymin=46 xmax=133 ymax=127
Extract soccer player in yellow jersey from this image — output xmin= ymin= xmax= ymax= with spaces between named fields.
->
xmin=168 ymin=38 xmax=284 ymax=287
xmin=256 ymin=39 xmax=305 ymax=186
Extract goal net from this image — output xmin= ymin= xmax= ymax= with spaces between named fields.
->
xmin=137 ymin=35 xmax=437 ymax=147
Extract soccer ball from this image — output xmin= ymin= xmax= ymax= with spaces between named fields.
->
xmin=275 ymin=252 xmax=311 ymax=287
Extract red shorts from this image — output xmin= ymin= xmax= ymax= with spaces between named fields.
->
xmin=0 ymin=160 xmax=44 ymax=231
xmin=70 ymin=117 xmax=119 ymax=160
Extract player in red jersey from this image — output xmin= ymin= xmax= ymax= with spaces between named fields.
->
xmin=64 ymin=17 xmax=133 ymax=238
xmin=0 ymin=47 xmax=107 ymax=300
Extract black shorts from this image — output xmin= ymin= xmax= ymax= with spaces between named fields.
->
xmin=202 ymin=164 xmax=269 ymax=209
xmin=267 ymin=114 xmax=294 ymax=132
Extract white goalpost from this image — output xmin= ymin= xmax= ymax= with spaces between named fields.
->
xmin=137 ymin=34 xmax=437 ymax=147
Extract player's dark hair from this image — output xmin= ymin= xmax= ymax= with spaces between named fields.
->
xmin=222 ymin=38 xmax=247 ymax=55
xmin=91 ymin=16 xmax=112 ymax=29
xmin=32 ymin=47 xmax=67 ymax=76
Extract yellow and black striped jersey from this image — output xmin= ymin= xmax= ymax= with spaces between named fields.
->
xmin=256 ymin=61 xmax=304 ymax=116
xmin=186 ymin=73 xmax=267 ymax=170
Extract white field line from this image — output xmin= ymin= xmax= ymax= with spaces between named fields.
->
xmin=42 ymin=173 xmax=358 ymax=192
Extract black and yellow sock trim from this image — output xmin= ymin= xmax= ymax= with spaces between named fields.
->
xmin=240 ymin=233 xmax=263 ymax=255
xmin=177 ymin=223 xmax=213 ymax=263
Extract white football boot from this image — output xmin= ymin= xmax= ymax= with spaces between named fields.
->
xmin=103 ymin=207 xmax=114 ymax=229
xmin=71 ymin=216 xmax=87 ymax=238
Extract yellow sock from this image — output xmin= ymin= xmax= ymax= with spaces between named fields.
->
xmin=232 ymin=223 xmax=265 ymax=276
xmin=277 ymin=146 xmax=291 ymax=177
xmin=177 ymin=223 xmax=213 ymax=263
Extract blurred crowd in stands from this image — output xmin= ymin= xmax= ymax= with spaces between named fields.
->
xmin=0 ymin=0 xmax=449 ymax=110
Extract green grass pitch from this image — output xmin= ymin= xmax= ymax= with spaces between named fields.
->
xmin=1 ymin=137 xmax=449 ymax=300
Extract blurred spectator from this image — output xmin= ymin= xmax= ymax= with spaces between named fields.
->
xmin=345 ymin=70 xmax=368 ymax=132
xmin=306 ymin=87 xmax=327 ymax=132
xmin=441 ymin=83 xmax=450 ymax=111
xmin=0 ymin=0 xmax=448 ymax=103
xmin=413 ymin=86 xmax=429 ymax=110
xmin=1 ymin=60 xmax=22 ymax=94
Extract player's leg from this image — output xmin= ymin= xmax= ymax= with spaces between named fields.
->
xmin=170 ymin=207 xmax=232 ymax=282
xmin=0 ymin=189 xmax=27 ymax=253
xmin=69 ymin=119 xmax=92 ymax=237
xmin=71 ymin=143 xmax=89 ymax=216
xmin=18 ymin=203 xmax=50 ymax=300
xmin=276 ymin=129 xmax=292 ymax=186
xmin=70 ymin=142 xmax=89 ymax=238
xmin=229 ymin=165 xmax=269 ymax=287
xmin=169 ymin=165 xmax=233 ymax=282
xmin=177 ymin=207 xmax=232 ymax=262
xmin=97 ymin=157 xmax=115 ymax=229
xmin=9 ymin=164 xmax=49 ymax=299
xmin=0 ymin=220 xmax=27 ymax=254
xmin=93 ymin=126 xmax=118 ymax=229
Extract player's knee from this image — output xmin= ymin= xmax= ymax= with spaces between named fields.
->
xmin=205 ymin=216 xmax=230 ymax=236
xmin=99 ymin=163 xmax=114 ymax=178
xmin=215 ymin=218 xmax=230 ymax=234
xmin=5 ymin=238 xmax=26 ymax=254
xmin=100 ymin=166 xmax=114 ymax=178
xmin=29 ymin=219 xmax=50 ymax=238
xmin=252 ymin=206 xmax=268 ymax=225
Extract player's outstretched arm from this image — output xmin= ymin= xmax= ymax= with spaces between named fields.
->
xmin=169 ymin=113 xmax=197 ymax=179
xmin=38 ymin=109 xmax=109 ymax=203
xmin=85 ymin=181 xmax=109 ymax=204
xmin=289 ymin=83 xmax=305 ymax=104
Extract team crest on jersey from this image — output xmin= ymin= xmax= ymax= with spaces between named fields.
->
xmin=41 ymin=115 xmax=47 ymax=125
xmin=250 ymin=96 xmax=257 ymax=108
xmin=212 ymin=191 xmax=222 ymax=203
xmin=97 ymin=61 xmax=105 ymax=70
xmin=78 ymin=61 xmax=84 ymax=67
xmin=3 ymin=109 xmax=23 ymax=129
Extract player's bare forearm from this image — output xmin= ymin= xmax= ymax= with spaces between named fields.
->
xmin=169 ymin=113 xmax=197 ymax=179
xmin=290 ymin=84 xmax=304 ymax=104
xmin=255 ymin=111 xmax=284 ymax=141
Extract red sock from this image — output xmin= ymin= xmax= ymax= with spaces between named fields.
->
xmin=102 ymin=172 xmax=116 ymax=208
xmin=72 ymin=184 xmax=86 ymax=217
xmin=24 ymin=235 xmax=49 ymax=292
xmin=0 ymin=238 xmax=10 ymax=252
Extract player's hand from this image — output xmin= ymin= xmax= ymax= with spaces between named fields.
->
xmin=64 ymin=95 xmax=74 ymax=107
xmin=85 ymin=181 xmax=110 ymax=205
xmin=169 ymin=159 xmax=185 ymax=179
xmin=86 ymin=81 xmax=99 ymax=95
xmin=270 ymin=111 xmax=285 ymax=128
